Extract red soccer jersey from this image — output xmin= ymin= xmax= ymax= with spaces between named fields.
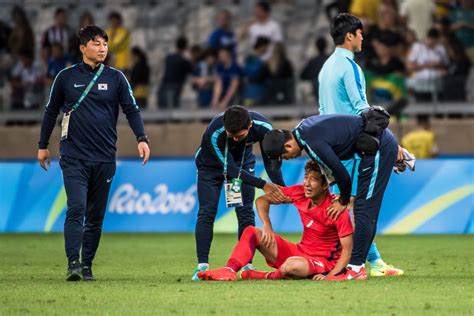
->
xmin=281 ymin=185 xmax=353 ymax=263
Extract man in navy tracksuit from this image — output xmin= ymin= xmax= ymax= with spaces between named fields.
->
xmin=37 ymin=26 xmax=150 ymax=281
xmin=261 ymin=114 xmax=398 ymax=280
xmin=192 ymin=105 xmax=287 ymax=280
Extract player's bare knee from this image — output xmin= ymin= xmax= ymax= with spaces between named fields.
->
xmin=281 ymin=257 xmax=308 ymax=277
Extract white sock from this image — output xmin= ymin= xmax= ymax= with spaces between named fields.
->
xmin=197 ymin=263 xmax=209 ymax=269
xmin=348 ymin=264 xmax=365 ymax=272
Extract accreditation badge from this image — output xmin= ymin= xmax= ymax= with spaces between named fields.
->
xmin=60 ymin=111 xmax=73 ymax=140
xmin=225 ymin=178 xmax=243 ymax=208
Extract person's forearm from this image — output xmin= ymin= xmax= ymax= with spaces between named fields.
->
xmin=256 ymin=197 xmax=272 ymax=227
xmin=221 ymin=81 xmax=239 ymax=106
xmin=327 ymin=247 xmax=351 ymax=276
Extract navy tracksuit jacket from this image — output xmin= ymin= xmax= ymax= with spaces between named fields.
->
xmin=195 ymin=111 xmax=285 ymax=263
xmin=39 ymin=61 xmax=146 ymax=266
xmin=293 ymin=114 xmax=398 ymax=265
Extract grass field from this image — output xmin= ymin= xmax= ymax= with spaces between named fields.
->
xmin=0 ymin=233 xmax=473 ymax=315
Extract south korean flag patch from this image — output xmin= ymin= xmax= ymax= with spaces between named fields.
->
xmin=98 ymin=83 xmax=108 ymax=90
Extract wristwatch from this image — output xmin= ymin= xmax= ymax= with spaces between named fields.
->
xmin=137 ymin=135 xmax=150 ymax=144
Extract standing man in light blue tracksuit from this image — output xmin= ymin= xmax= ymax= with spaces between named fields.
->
xmin=318 ymin=13 xmax=403 ymax=277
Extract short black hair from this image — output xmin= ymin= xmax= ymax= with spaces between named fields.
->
xmin=427 ymin=28 xmax=440 ymax=39
xmin=176 ymin=36 xmax=188 ymax=50
xmin=256 ymin=1 xmax=271 ymax=13
xmin=77 ymin=25 xmax=108 ymax=46
xmin=108 ymin=11 xmax=122 ymax=23
xmin=218 ymin=45 xmax=233 ymax=54
xmin=223 ymin=105 xmax=251 ymax=134
xmin=254 ymin=36 xmax=271 ymax=49
xmin=315 ymin=37 xmax=327 ymax=53
xmin=304 ymin=160 xmax=328 ymax=186
xmin=330 ymin=13 xmax=363 ymax=45
xmin=55 ymin=8 xmax=66 ymax=16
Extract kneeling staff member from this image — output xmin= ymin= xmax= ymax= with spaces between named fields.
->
xmin=193 ymin=105 xmax=287 ymax=280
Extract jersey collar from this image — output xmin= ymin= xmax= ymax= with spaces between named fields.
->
xmin=335 ymin=47 xmax=354 ymax=60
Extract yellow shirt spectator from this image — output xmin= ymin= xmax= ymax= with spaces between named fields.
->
xmin=106 ymin=25 xmax=130 ymax=71
xmin=402 ymin=129 xmax=437 ymax=159
xmin=350 ymin=0 xmax=380 ymax=25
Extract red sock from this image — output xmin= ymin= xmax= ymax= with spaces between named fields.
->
xmin=266 ymin=269 xmax=284 ymax=280
xmin=226 ymin=226 xmax=259 ymax=272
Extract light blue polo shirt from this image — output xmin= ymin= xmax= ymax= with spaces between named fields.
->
xmin=318 ymin=47 xmax=370 ymax=196
xmin=318 ymin=47 xmax=369 ymax=115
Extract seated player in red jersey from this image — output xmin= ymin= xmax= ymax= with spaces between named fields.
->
xmin=197 ymin=160 xmax=354 ymax=281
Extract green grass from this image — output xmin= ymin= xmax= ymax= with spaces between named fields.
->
xmin=0 ymin=234 xmax=473 ymax=315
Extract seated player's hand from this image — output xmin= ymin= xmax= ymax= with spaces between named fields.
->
xmin=263 ymin=183 xmax=291 ymax=203
xmin=312 ymin=274 xmax=326 ymax=281
xmin=326 ymin=199 xmax=347 ymax=220
xmin=261 ymin=225 xmax=276 ymax=249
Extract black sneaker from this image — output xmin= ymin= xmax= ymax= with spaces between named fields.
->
xmin=66 ymin=260 xmax=82 ymax=281
xmin=81 ymin=265 xmax=96 ymax=281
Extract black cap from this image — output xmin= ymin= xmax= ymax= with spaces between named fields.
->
xmin=261 ymin=130 xmax=287 ymax=171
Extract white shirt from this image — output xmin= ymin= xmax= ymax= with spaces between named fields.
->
xmin=400 ymin=0 xmax=435 ymax=40
xmin=408 ymin=42 xmax=448 ymax=80
xmin=248 ymin=19 xmax=283 ymax=45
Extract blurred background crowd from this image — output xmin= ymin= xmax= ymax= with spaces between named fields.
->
xmin=0 ymin=0 xmax=472 ymax=128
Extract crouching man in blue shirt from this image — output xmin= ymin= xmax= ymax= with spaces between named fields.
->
xmin=37 ymin=26 xmax=150 ymax=281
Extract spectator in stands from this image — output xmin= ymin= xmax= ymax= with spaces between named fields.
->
xmin=192 ymin=48 xmax=217 ymax=108
xmin=399 ymin=0 xmax=436 ymax=41
xmin=406 ymin=28 xmax=449 ymax=101
xmin=46 ymin=43 xmax=72 ymax=84
xmin=190 ymin=44 xmax=203 ymax=69
xmin=300 ymin=37 xmax=329 ymax=100
xmin=241 ymin=2 xmax=283 ymax=61
xmin=350 ymin=0 xmax=381 ymax=26
xmin=41 ymin=8 xmax=75 ymax=64
xmin=264 ymin=43 xmax=294 ymax=105
xmin=9 ymin=49 xmax=44 ymax=110
xmin=0 ymin=19 xmax=12 ymax=95
xmin=242 ymin=36 xmax=271 ymax=106
xmin=361 ymin=1 xmax=404 ymax=66
xmin=434 ymin=17 xmax=472 ymax=100
xmin=71 ymin=11 xmax=95 ymax=63
xmin=450 ymin=0 xmax=474 ymax=63
xmin=130 ymin=46 xmax=150 ymax=109
xmin=208 ymin=9 xmax=237 ymax=59
xmin=158 ymin=36 xmax=192 ymax=109
xmin=8 ymin=6 xmax=35 ymax=60
xmin=211 ymin=46 xmax=241 ymax=110
xmin=365 ymin=33 xmax=406 ymax=104
xmin=402 ymin=115 xmax=438 ymax=159
xmin=106 ymin=11 xmax=130 ymax=71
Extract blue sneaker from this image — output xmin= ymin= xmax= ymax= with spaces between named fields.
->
xmin=191 ymin=264 xmax=209 ymax=281
xmin=241 ymin=263 xmax=255 ymax=271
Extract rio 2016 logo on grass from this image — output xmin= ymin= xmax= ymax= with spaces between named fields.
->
xmin=108 ymin=183 xmax=197 ymax=215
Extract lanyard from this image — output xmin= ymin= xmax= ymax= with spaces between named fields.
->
xmin=223 ymin=137 xmax=247 ymax=181
xmin=71 ymin=63 xmax=104 ymax=112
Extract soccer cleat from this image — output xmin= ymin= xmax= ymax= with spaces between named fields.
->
xmin=324 ymin=267 xmax=367 ymax=281
xmin=81 ymin=265 xmax=96 ymax=281
xmin=197 ymin=267 xmax=237 ymax=281
xmin=369 ymin=259 xmax=404 ymax=277
xmin=240 ymin=269 xmax=270 ymax=280
xmin=191 ymin=265 xmax=209 ymax=281
xmin=66 ymin=260 xmax=82 ymax=281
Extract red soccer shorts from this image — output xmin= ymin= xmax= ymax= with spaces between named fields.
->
xmin=265 ymin=234 xmax=333 ymax=275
